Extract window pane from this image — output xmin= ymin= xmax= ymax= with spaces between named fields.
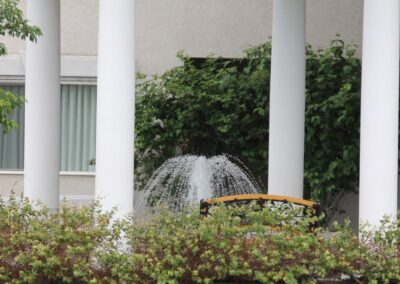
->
xmin=61 ymin=85 xmax=96 ymax=172
xmin=0 ymin=84 xmax=96 ymax=172
xmin=0 ymin=85 xmax=25 ymax=170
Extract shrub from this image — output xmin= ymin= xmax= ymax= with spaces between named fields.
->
xmin=125 ymin=205 xmax=399 ymax=283
xmin=1 ymin=197 xmax=399 ymax=283
xmin=304 ymin=39 xmax=361 ymax=219
xmin=135 ymin=38 xmax=362 ymax=219
xmin=0 ymin=196 xmax=121 ymax=283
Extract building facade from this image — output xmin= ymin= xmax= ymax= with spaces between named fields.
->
xmin=0 ymin=0 xmax=398 ymax=226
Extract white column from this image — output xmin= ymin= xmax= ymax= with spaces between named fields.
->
xmin=24 ymin=0 xmax=61 ymax=208
xmin=96 ymin=0 xmax=135 ymax=217
xmin=359 ymin=0 xmax=399 ymax=227
xmin=268 ymin=0 xmax=306 ymax=198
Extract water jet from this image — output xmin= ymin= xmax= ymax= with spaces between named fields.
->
xmin=135 ymin=155 xmax=262 ymax=215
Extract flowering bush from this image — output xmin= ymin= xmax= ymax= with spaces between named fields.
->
xmin=0 ymin=196 xmax=399 ymax=283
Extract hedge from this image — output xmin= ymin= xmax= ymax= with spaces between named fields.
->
xmin=1 ymin=196 xmax=399 ymax=283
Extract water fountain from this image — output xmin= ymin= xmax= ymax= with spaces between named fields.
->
xmin=134 ymin=155 xmax=263 ymax=215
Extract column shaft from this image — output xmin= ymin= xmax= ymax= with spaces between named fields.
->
xmin=268 ymin=0 xmax=306 ymax=198
xmin=359 ymin=0 xmax=399 ymax=227
xmin=96 ymin=0 xmax=135 ymax=217
xmin=24 ymin=0 xmax=61 ymax=208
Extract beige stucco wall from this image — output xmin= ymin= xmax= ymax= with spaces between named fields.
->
xmin=0 ymin=172 xmax=95 ymax=206
xmin=0 ymin=0 xmax=98 ymax=56
xmin=0 ymin=0 xmax=363 ymax=74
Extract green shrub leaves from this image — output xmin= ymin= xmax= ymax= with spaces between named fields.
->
xmin=1 ymin=197 xmax=399 ymax=283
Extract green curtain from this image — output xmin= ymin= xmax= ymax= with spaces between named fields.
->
xmin=0 ymin=85 xmax=25 ymax=170
xmin=61 ymin=85 xmax=96 ymax=172
xmin=0 ymin=84 xmax=97 ymax=172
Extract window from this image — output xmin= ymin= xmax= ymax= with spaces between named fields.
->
xmin=0 ymin=84 xmax=97 ymax=172
xmin=0 ymin=85 xmax=25 ymax=169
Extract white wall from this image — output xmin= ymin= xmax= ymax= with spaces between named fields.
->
xmin=0 ymin=0 xmax=364 ymax=75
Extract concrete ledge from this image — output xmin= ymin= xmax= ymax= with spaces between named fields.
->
xmin=0 ymin=171 xmax=94 ymax=198
xmin=0 ymin=54 xmax=97 ymax=79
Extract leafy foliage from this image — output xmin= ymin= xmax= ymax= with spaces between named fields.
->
xmin=135 ymin=39 xmax=361 ymax=217
xmin=0 ymin=88 xmax=25 ymax=133
xmin=0 ymin=0 xmax=42 ymax=56
xmin=304 ymin=39 xmax=361 ymax=218
xmin=135 ymin=46 xmax=271 ymax=190
xmin=1 ymin=196 xmax=399 ymax=283
xmin=0 ymin=196 xmax=121 ymax=283
xmin=0 ymin=0 xmax=42 ymax=132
